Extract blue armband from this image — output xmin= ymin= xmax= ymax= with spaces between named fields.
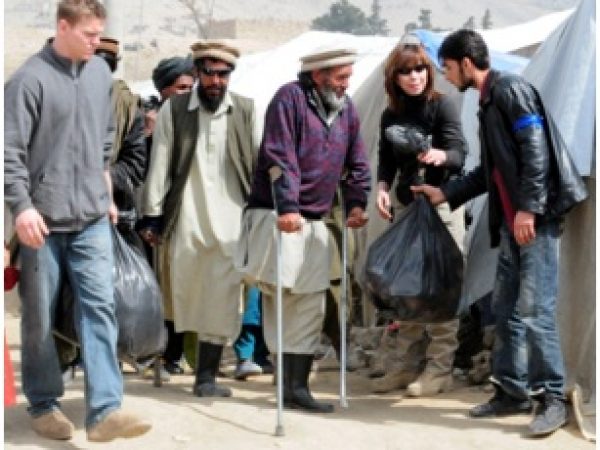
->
xmin=513 ymin=114 xmax=544 ymax=132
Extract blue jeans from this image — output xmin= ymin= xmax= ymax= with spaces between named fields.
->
xmin=19 ymin=217 xmax=123 ymax=427
xmin=490 ymin=220 xmax=565 ymax=400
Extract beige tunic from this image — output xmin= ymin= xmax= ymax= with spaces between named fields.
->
xmin=261 ymin=288 xmax=326 ymax=354
xmin=236 ymin=208 xmax=331 ymax=294
xmin=236 ymin=208 xmax=332 ymax=352
xmin=143 ymin=91 xmax=246 ymax=343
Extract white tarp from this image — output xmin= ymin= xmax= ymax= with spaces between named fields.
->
xmin=478 ymin=9 xmax=574 ymax=53
xmin=522 ymin=0 xmax=596 ymax=440
xmin=522 ymin=2 xmax=595 ymax=177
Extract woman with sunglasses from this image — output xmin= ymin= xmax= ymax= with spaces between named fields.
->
xmin=372 ymin=34 xmax=467 ymax=397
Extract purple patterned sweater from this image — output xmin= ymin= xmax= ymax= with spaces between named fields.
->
xmin=247 ymin=80 xmax=371 ymax=218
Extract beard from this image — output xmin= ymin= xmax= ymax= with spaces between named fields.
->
xmin=457 ymin=66 xmax=476 ymax=92
xmin=318 ymin=85 xmax=346 ymax=111
xmin=197 ymin=83 xmax=226 ymax=112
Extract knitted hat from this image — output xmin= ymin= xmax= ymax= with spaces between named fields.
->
xmin=190 ymin=40 xmax=240 ymax=67
xmin=300 ymin=46 xmax=357 ymax=72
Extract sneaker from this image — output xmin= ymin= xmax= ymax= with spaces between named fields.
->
xmin=87 ymin=410 xmax=151 ymax=442
xmin=257 ymin=360 xmax=275 ymax=375
xmin=234 ymin=360 xmax=263 ymax=380
xmin=470 ymin=388 xmax=533 ymax=418
xmin=31 ymin=410 xmax=75 ymax=440
xmin=528 ymin=394 xmax=568 ymax=437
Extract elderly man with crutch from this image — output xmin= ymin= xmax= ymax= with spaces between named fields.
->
xmin=237 ymin=46 xmax=371 ymax=423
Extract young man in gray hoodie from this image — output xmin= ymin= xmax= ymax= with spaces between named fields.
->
xmin=4 ymin=0 xmax=150 ymax=443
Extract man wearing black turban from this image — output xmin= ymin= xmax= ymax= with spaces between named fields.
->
xmin=152 ymin=56 xmax=195 ymax=101
xmin=140 ymin=56 xmax=195 ymax=378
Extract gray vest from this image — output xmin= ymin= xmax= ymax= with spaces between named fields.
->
xmin=162 ymin=91 xmax=255 ymax=238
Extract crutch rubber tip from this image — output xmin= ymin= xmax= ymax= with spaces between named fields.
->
xmin=275 ymin=425 xmax=285 ymax=437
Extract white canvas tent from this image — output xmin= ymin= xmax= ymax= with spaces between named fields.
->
xmin=478 ymin=8 xmax=574 ymax=53
xmin=229 ymin=31 xmax=399 ymax=135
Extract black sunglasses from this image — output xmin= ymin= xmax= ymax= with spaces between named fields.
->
xmin=397 ymin=64 xmax=428 ymax=76
xmin=200 ymin=66 xmax=232 ymax=78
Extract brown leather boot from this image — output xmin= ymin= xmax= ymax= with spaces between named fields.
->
xmin=371 ymin=368 xmax=419 ymax=394
xmin=405 ymin=319 xmax=458 ymax=397
xmin=87 ymin=410 xmax=151 ymax=442
xmin=31 ymin=410 xmax=75 ymax=440
xmin=406 ymin=370 xmax=453 ymax=397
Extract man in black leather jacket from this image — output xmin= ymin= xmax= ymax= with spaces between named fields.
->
xmin=412 ymin=29 xmax=587 ymax=438
xmin=95 ymin=37 xmax=147 ymax=235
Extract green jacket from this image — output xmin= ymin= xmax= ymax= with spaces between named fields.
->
xmin=110 ymin=79 xmax=141 ymax=162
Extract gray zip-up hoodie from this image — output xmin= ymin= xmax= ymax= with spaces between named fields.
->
xmin=4 ymin=43 xmax=115 ymax=232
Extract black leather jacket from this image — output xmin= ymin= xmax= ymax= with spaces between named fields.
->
xmin=111 ymin=109 xmax=148 ymax=227
xmin=442 ymin=70 xmax=587 ymax=247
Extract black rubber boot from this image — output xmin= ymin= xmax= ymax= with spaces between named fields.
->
xmin=193 ymin=342 xmax=232 ymax=397
xmin=162 ymin=320 xmax=184 ymax=374
xmin=284 ymin=354 xmax=333 ymax=413
xmin=281 ymin=354 xmax=293 ymax=402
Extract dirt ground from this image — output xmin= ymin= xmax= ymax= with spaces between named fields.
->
xmin=3 ymin=290 xmax=594 ymax=450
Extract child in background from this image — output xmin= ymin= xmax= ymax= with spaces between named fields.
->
xmin=233 ymin=286 xmax=273 ymax=380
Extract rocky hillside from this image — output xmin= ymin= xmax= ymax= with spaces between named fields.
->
xmin=6 ymin=0 xmax=579 ymax=34
xmin=5 ymin=0 xmax=579 ymax=80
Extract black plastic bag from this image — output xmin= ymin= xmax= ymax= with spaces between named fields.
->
xmin=112 ymin=226 xmax=166 ymax=360
xmin=54 ymin=226 xmax=166 ymax=361
xmin=365 ymin=195 xmax=463 ymax=323
xmin=53 ymin=279 xmax=79 ymax=368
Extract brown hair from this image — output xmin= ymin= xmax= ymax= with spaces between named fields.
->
xmin=384 ymin=43 xmax=439 ymax=114
xmin=57 ymin=0 xmax=106 ymax=24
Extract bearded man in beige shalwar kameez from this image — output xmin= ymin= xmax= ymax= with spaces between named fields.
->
xmin=141 ymin=41 xmax=257 ymax=398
